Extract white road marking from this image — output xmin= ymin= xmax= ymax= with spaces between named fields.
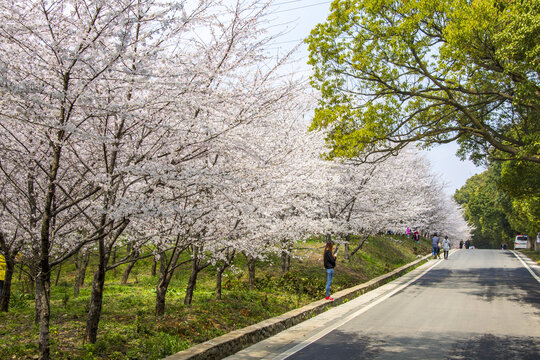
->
xmin=272 ymin=258 xmax=445 ymax=360
xmin=511 ymin=251 xmax=540 ymax=284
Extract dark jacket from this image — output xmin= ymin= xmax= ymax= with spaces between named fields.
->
xmin=324 ymin=250 xmax=336 ymax=269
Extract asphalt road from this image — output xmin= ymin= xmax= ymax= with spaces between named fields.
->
xmin=226 ymin=250 xmax=540 ymax=360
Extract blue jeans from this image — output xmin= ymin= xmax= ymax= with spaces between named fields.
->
xmin=432 ymin=246 xmax=438 ymax=258
xmin=325 ymin=268 xmax=334 ymax=297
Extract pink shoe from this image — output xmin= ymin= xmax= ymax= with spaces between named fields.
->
xmin=325 ymin=296 xmax=334 ymax=301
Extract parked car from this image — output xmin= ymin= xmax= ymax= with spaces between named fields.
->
xmin=514 ymin=235 xmax=529 ymax=249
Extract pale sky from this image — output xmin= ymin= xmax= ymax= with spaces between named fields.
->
xmin=262 ymin=0 xmax=484 ymax=196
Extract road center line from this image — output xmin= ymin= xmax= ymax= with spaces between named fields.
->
xmin=511 ymin=251 xmax=540 ymax=284
xmin=272 ymin=258 xmax=444 ymax=360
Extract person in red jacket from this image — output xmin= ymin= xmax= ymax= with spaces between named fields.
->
xmin=323 ymin=242 xmax=337 ymax=301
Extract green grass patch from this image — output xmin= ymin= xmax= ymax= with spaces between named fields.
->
xmin=0 ymin=233 xmax=431 ymax=359
xmin=519 ymin=249 xmax=540 ymax=265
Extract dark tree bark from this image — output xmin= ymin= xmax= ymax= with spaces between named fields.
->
xmin=344 ymin=234 xmax=350 ymax=261
xmin=215 ymin=266 xmax=225 ymax=300
xmin=35 ymin=141 xmax=62 ymax=360
xmin=280 ymin=240 xmax=292 ymax=273
xmin=151 ymin=256 xmax=157 ymax=277
xmin=54 ymin=263 xmax=62 ymax=286
xmin=215 ymin=249 xmax=235 ymax=300
xmin=121 ymin=248 xmax=139 ymax=285
xmin=35 ymin=272 xmax=51 ymax=360
xmin=246 ymin=254 xmax=256 ymax=290
xmin=155 ymin=239 xmax=189 ymax=316
xmin=184 ymin=265 xmax=198 ymax=305
xmin=155 ymin=280 xmax=168 ymax=316
xmin=84 ymin=237 xmax=108 ymax=344
xmin=74 ymin=249 xmax=90 ymax=298
xmin=184 ymin=244 xmax=210 ymax=305
xmin=84 ymin=220 xmax=128 ymax=344
xmin=350 ymin=234 xmax=370 ymax=257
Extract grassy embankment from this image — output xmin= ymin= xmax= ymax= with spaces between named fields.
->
xmin=0 ymin=234 xmax=431 ymax=359
xmin=519 ymin=249 xmax=540 ymax=265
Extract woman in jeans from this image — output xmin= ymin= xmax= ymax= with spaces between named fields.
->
xmin=432 ymin=233 xmax=440 ymax=259
xmin=323 ymin=242 xmax=337 ymax=301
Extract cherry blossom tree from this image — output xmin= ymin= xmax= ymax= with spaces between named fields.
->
xmin=0 ymin=3 xmax=471 ymax=359
xmin=0 ymin=1 xmax=155 ymax=356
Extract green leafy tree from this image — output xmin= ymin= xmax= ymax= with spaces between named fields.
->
xmin=454 ymin=166 xmax=515 ymax=248
xmin=499 ymin=161 xmax=540 ymax=236
xmin=306 ymin=0 xmax=540 ymax=164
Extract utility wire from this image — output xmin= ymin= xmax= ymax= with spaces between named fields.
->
xmin=269 ymin=0 xmax=327 ymax=7
xmin=271 ymin=1 xmax=332 ymax=14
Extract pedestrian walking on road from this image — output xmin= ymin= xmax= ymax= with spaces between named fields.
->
xmin=323 ymin=241 xmax=337 ymax=301
xmin=432 ymin=233 xmax=440 ymax=259
xmin=442 ymin=236 xmax=450 ymax=260
xmin=459 ymin=240 xmax=463 ymax=249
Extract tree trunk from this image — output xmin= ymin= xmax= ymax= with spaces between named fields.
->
xmin=32 ymin=265 xmax=40 ymax=325
xmin=280 ymin=249 xmax=288 ymax=273
xmin=36 ymin=142 xmax=60 ymax=360
xmin=155 ymin=280 xmax=168 ymax=316
xmin=74 ymin=250 xmax=90 ymax=298
xmin=54 ymin=263 xmax=62 ymax=286
xmin=280 ymin=240 xmax=292 ymax=273
xmin=35 ymin=273 xmax=51 ymax=360
xmin=286 ymin=242 xmax=292 ymax=271
xmin=344 ymin=234 xmax=350 ymax=261
xmin=215 ymin=249 xmax=235 ymax=300
xmin=247 ymin=255 xmax=256 ymax=290
xmin=184 ymin=245 xmax=210 ymax=305
xmin=155 ymin=245 xmax=183 ymax=316
xmin=84 ymin=213 xmax=128 ymax=344
xmin=350 ymin=234 xmax=369 ymax=257
xmin=111 ymin=247 xmax=117 ymax=277
xmin=216 ymin=267 xmax=225 ymax=300
xmin=121 ymin=249 xmax=139 ymax=285
xmin=121 ymin=260 xmax=136 ymax=285
xmin=151 ymin=256 xmax=157 ymax=277
xmin=184 ymin=265 xmax=199 ymax=306
xmin=184 ymin=245 xmax=200 ymax=306
xmin=85 ymin=238 xmax=107 ymax=344
xmin=37 ymin=193 xmax=54 ymax=359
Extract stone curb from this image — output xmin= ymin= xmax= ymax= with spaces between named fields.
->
xmin=164 ymin=254 xmax=432 ymax=360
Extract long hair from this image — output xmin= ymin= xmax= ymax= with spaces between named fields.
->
xmin=324 ymin=242 xmax=333 ymax=253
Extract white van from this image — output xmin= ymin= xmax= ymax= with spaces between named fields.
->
xmin=514 ymin=235 xmax=528 ymax=249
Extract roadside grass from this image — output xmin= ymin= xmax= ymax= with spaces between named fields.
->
xmin=0 ymin=234 xmax=431 ymax=359
xmin=519 ymin=249 xmax=540 ymax=265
